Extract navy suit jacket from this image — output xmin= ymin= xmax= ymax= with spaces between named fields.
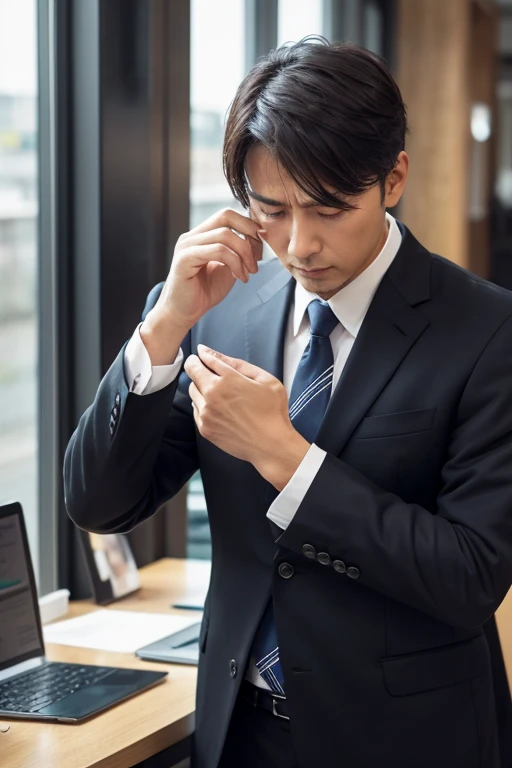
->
xmin=65 ymin=225 xmax=512 ymax=768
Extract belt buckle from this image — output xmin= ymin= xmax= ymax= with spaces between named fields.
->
xmin=271 ymin=694 xmax=289 ymax=721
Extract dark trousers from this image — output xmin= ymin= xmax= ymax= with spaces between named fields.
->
xmin=218 ymin=688 xmax=298 ymax=768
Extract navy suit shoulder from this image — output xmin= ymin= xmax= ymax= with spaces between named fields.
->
xmin=430 ymin=250 xmax=512 ymax=316
xmin=387 ymin=227 xmax=512 ymax=355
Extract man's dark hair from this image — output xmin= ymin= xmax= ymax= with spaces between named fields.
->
xmin=223 ymin=37 xmax=407 ymax=211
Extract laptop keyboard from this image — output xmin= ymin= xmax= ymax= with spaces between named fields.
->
xmin=0 ymin=662 xmax=113 ymax=714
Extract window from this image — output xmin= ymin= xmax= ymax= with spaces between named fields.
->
xmin=190 ymin=0 xmax=245 ymax=229
xmin=0 ymin=0 xmax=39 ymax=578
xmin=363 ymin=0 xmax=384 ymax=55
xmin=188 ymin=0 xmax=246 ymax=559
xmin=278 ymin=0 xmax=324 ymax=46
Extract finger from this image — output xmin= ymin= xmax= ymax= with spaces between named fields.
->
xmin=184 ymin=354 xmax=219 ymax=393
xmin=181 ymin=227 xmax=260 ymax=275
xmin=189 ymin=381 xmax=206 ymax=412
xmin=257 ymin=229 xmax=267 ymax=247
xmin=180 ymin=243 xmax=249 ymax=283
xmin=249 ymin=209 xmax=267 ymax=261
xmin=197 ymin=344 xmax=269 ymax=382
xmin=191 ymin=208 xmax=261 ymax=242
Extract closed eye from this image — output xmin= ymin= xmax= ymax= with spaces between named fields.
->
xmin=260 ymin=208 xmax=344 ymax=221
xmin=318 ymin=211 xmax=343 ymax=220
xmin=260 ymin=209 xmax=284 ymax=219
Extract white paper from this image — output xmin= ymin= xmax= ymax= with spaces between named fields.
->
xmin=43 ymin=609 xmax=201 ymax=653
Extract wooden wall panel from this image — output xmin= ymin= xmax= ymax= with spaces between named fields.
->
xmin=395 ymin=0 xmax=471 ymax=267
xmin=396 ymin=0 xmax=510 ymax=690
xmin=468 ymin=1 xmax=497 ymax=278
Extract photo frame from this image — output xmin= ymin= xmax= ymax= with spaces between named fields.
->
xmin=80 ymin=531 xmax=140 ymax=605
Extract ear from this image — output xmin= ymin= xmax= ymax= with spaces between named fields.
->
xmin=384 ymin=151 xmax=409 ymax=209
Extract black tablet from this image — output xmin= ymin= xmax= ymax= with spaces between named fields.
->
xmin=135 ymin=621 xmax=201 ymax=665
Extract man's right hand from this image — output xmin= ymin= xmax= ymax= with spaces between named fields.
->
xmin=140 ymin=209 xmax=264 ymax=365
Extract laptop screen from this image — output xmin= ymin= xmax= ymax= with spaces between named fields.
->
xmin=0 ymin=502 xmax=45 ymax=673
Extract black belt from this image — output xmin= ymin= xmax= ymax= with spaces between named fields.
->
xmin=240 ymin=680 xmax=290 ymax=720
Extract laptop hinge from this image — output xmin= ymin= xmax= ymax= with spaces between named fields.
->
xmin=0 ymin=656 xmax=47 ymax=683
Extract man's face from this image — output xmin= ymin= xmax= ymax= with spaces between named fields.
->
xmin=245 ymin=145 xmax=408 ymax=300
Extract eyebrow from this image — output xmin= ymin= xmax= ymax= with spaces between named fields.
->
xmin=248 ymin=190 xmax=329 ymax=209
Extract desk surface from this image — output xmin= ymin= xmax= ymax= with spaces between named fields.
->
xmin=497 ymin=589 xmax=512 ymax=687
xmin=1 ymin=558 xmax=211 ymax=768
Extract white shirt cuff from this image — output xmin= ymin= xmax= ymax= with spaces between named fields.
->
xmin=266 ymin=443 xmax=327 ymax=530
xmin=124 ymin=323 xmax=184 ymax=395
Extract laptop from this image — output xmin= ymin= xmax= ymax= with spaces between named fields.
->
xmin=0 ymin=501 xmax=167 ymax=723
xmin=136 ymin=621 xmax=201 ymax=665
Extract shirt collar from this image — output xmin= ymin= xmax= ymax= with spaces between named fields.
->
xmin=292 ymin=213 xmax=402 ymax=338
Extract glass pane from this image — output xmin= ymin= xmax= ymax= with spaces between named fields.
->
xmin=187 ymin=471 xmax=211 ymax=560
xmin=495 ymin=81 xmax=512 ymax=209
xmin=188 ymin=0 xmax=245 ymax=559
xmin=0 ymin=0 xmax=39 ymax=578
xmin=190 ymin=0 xmax=245 ymax=229
xmin=363 ymin=1 xmax=383 ymax=56
xmin=278 ymin=0 xmax=324 ymax=47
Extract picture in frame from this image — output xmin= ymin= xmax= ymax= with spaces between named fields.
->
xmin=80 ymin=531 xmax=140 ymax=604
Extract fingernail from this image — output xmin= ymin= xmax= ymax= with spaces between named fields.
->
xmin=198 ymin=344 xmax=217 ymax=356
xmin=257 ymin=229 xmax=267 ymax=239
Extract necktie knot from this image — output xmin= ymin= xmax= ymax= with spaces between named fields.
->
xmin=307 ymin=299 xmax=338 ymax=338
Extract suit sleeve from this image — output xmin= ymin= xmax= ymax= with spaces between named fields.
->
xmin=276 ymin=315 xmax=512 ymax=630
xmin=63 ymin=283 xmax=199 ymax=534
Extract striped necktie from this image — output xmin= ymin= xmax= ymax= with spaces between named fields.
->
xmin=253 ymin=298 xmax=339 ymax=694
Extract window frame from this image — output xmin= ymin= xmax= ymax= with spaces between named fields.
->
xmin=37 ymin=0 xmax=59 ymax=595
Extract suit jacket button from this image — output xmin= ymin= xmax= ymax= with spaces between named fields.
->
xmin=333 ymin=560 xmax=346 ymax=574
xmin=109 ymin=424 xmax=115 ymax=436
xmin=317 ymin=552 xmax=331 ymax=566
xmin=347 ymin=566 xmax=360 ymax=579
xmin=230 ymin=659 xmax=238 ymax=678
xmin=302 ymin=544 xmax=316 ymax=559
xmin=112 ymin=406 xmax=119 ymax=419
xmin=278 ymin=562 xmax=294 ymax=579
xmin=115 ymin=393 xmax=121 ymax=407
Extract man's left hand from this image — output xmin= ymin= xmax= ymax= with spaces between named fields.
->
xmin=184 ymin=345 xmax=310 ymax=489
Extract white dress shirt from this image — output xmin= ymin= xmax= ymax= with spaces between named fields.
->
xmin=124 ymin=213 xmax=402 ymax=687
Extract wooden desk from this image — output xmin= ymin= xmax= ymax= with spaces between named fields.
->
xmin=496 ymin=588 xmax=512 ymax=687
xmin=1 ymin=558 xmax=211 ymax=768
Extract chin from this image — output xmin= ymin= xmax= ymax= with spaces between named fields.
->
xmin=296 ymin=274 xmax=342 ymax=298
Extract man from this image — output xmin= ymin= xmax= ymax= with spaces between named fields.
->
xmin=64 ymin=39 xmax=512 ymax=767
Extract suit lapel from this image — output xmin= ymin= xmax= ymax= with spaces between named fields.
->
xmin=316 ymin=230 xmax=432 ymax=456
xmin=245 ymin=263 xmax=294 ymax=381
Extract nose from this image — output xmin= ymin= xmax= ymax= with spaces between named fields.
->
xmin=288 ymin=217 xmax=321 ymax=262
